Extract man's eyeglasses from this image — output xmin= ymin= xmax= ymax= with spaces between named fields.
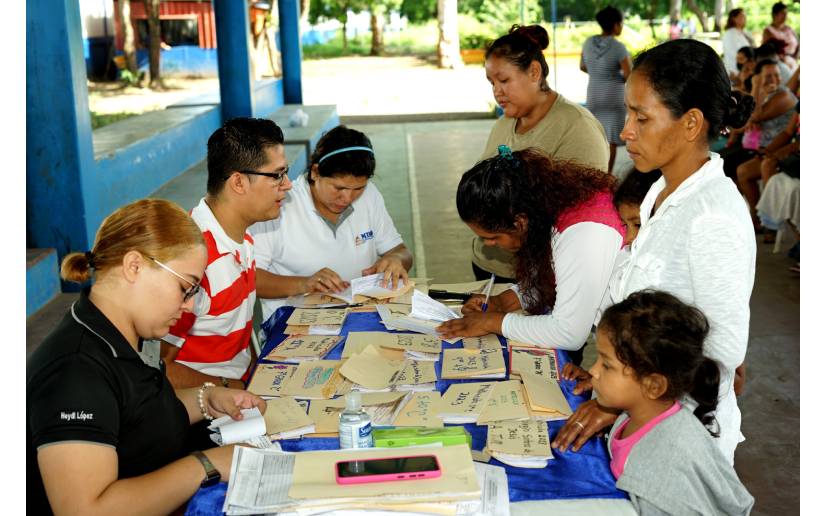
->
xmin=148 ymin=256 xmax=201 ymax=302
xmin=229 ymin=167 xmax=290 ymax=185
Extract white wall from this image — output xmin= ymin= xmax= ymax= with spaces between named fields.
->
xmin=79 ymin=0 xmax=115 ymax=39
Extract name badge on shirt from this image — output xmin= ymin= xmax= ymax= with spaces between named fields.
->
xmin=354 ymin=230 xmax=374 ymax=246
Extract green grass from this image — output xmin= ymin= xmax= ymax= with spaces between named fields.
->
xmin=90 ymin=111 xmax=140 ymax=130
xmin=303 ymin=22 xmax=439 ymax=59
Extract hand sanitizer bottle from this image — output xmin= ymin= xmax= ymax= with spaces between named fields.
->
xmin=338 ymin=391 xmax=373 ymax=449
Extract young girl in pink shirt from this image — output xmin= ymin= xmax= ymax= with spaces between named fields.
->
xmin=568 ymin=290 xmax=753 ymax=514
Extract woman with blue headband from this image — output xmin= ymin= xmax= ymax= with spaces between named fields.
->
xmin=251 ymin=125 xmax=413 ymax=321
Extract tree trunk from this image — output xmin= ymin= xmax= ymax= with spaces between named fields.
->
xmin=300 ymin=0 xmax=310 ymax=25
xmin=117 ymin=0 xmax=138 ymax=77
xmin=369 ymin=11 xmax=384 ymax=56
xmin=342 ymin=21 xmax=348 ymax=51
xmin=648 ymin=0 xmax=659 ymax=40
xmin=437 ymin=0 xmax=461 ymax=69
xmin=714 ymin=0 xmax=725 ymax=32
xmin=143 ymin=0 xmax=163 ymax=88
xmin=685 ymin=0 xmax=709 ymax=32
xmin=669 ymin=0 xmax=682 ymax=22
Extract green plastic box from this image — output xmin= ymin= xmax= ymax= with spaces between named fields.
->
xmin=373 ymin=427 xmax=472 ymax=448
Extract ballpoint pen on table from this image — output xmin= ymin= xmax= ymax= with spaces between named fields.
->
xmin=481 ymin=274 xmax=496 ymax=313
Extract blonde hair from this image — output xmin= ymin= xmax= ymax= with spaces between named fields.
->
xmin=60 ymin=198 xmax=205 ymax=283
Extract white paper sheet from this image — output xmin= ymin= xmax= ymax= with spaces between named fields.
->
xmin=328 ymin=273 xmax=407 ymax=304
xmin=208 ymin=407 xmax=267 ymax=445
xmin=410 ymin=290 xmax=461 ymax=322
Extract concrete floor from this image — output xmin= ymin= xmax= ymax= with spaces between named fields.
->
xmin=26 ymin=119 xmax=799 ymax=514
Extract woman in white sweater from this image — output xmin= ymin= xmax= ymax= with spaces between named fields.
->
xmin=722 ymin=8 xmax=754 ymax=80
xmin=552 ymin=39 xmax=756 ymax=465
xmin=437 ymin=146 xmax=625 ymax=360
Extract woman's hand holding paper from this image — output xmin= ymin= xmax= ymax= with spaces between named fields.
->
xmin=437 ymin=311 xmax=505 ymax=339
xmin=205 ymin=387 xmax=267 ymax=421
xmin=363 ymin=254 xmax=408 ymax=289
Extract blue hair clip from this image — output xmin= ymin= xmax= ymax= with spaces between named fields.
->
xmin=497 ymin=145 xmax=514 ymax=161
xmin=318 ymin=146 xmax=374 ymax=164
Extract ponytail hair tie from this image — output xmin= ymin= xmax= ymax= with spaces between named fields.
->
xmin=498 ymin=145 xmax=515 ymax=161
xmin=84 ymin=251 xmax=96 ymax=270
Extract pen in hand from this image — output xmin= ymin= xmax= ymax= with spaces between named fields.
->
xmin=481 ymin=274 xmax=496 ymax=313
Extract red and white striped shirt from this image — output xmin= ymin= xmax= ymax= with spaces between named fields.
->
xmin=164 ymin=198 xmax=255 ymax=379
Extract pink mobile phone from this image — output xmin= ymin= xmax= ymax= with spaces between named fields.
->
xmin=334 ymin=454 xmax=442 ymax=485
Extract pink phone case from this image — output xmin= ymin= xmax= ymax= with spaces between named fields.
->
xmin=334 ymin=455 xmax=442 ymax=485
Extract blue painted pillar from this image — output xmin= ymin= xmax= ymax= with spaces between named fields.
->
xmin=26 ymin=0 xmax=95 ymax=257
xmin=278 ymin=0 xmax=303 ymax=103
xmin=213 ymin=0 xmax=255 ymax=119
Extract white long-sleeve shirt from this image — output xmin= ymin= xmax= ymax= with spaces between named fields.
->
xmin=501 ymin=222 xmax=623 ymax=350
xmin=722 ymin=28 xmax=753 ymax=76
xmin=609 ymin=152 xmax=756 ymax=463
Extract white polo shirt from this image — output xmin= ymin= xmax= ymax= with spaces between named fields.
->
xmin=251 ymin=174 xmax=404 ymax=321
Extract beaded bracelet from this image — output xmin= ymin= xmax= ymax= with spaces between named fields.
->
xmin=198 ymin=382 xmax=216 ymax=421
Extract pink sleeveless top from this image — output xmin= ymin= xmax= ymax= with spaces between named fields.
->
xmin=556 ymin=191 xmax=626 ymax=241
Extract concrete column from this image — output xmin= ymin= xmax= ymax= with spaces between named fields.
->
xmin=213 ymin=0 xmax=255 ymax=119
xmin=278 ymin=0 xmax=303 ymax=103
xmin=26 ymin=0 xmax=96 ymax=256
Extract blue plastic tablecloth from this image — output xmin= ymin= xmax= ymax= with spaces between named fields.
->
xmin=186 ymin=307 xmax=626 ymax=515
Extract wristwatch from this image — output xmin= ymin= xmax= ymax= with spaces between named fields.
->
xmin=191 ymin=450 xmax=221 ymax=487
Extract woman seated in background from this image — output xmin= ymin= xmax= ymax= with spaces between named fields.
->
xmin=27 ymin=199 xmax=266 ymax=515
xmin=437 ymin=146 xmax=624 ymax=366
xmin=722 ymin=59 xmax=796 ymax=182
xmin=252 ymin=125 xmax=413 ymax=323
xmin=722 ymin=8 xmax=754 ymax=84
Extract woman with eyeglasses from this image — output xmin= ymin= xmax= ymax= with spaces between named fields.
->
xmin=252 ymin=125 xmax=413 ymax=323
xmin=27 ymin=199 xmax=266 ymax=515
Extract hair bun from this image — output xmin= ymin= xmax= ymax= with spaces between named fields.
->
xmin=509 ymin=24 xmax=549 ymax=50
xmin=723 ymin=90 xmax=755 ymax=130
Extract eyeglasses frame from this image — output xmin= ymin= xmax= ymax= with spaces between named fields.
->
xmin=148 ymin=256 xmax=201 ymax=302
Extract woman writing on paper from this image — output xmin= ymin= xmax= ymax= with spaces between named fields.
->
xmin=252 ymin=125 xmax=413 ymax=323
xmin=437 ymin=147 xmax=624 ymax=361
xmin=27 ymin=199 xmax=266 ymax=515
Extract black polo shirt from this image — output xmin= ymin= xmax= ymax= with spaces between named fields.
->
xmin=27 ymin=288 xmax=190 ymax=514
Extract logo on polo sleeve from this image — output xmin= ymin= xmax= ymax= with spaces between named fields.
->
xmin=355 ymin=230 xmax=374 ymax=246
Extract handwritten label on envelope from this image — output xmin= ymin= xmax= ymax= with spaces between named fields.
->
xmin=286 ymin=308 xmax=348 ymax=326
xmin=246 ymin=364 xmax=298 ymax=397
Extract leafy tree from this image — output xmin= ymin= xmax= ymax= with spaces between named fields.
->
xmin=310 ymin=0 xmax=360 ymax=50
xmin=115 ymin=0 xmax=138 ymax=83
xmin=362 ymin=0 xmax=402 ymax=55
xmin=400 ymin=0 xmax=436 ymax=24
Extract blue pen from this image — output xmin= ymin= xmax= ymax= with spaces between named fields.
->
xmin=481 ymin=274 xmax=496 ymax=313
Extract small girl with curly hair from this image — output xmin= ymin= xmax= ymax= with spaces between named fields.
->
xmin=437 ymin=146 xmax=625 ymax=364
xmin=586 ymin=290 xmax=754 ymax=514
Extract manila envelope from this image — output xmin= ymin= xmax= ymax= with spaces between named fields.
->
xmin=521 ymin=373 xmax=572 ymax=417
xmin=246 ymin=363 xmax=297 ymax=397
xmin=476 ymin=380 xmax=530 ymax=425
xmin=286 ymin=308 xmax=348 ymax=326
xmin=392 ymin=391 xmax=444 ymax=428
xmin=486 ymin=420 xmax=552 ymax=457
xmin=341 ymin=332 xmax=407 ymax=360
xmin=264 ymin=396 xmax=314 ymax=436
xmin=462 ymin=333 xmax=503 ymax=350
xmin=339 ymin=345 xmax=407 ymax=389
xmin=280 ymin=360 xmax=344 ymax=399
xmin=265 ymin=335 xmax=342 ymax=361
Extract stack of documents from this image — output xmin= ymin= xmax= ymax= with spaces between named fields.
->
xmin=520 ymin=373 xmax=573 ymax=421
xmin=326 ymin=272 xmax=415 ymax=305
xmin=441 ymin=348 xmax=506 ymax=380
xmin=208 ymin=397 xmax=316 ymax=444
xmin=284 ymin=308 xmax=349 ymax=336
xmin=307 ymin=391 xmax=412 ymax=434
xmin=222 ymin=445 xmax=483 ymax=515
xmin=340 ymin=345 xmax=438 ymax=392
xmin=264 ymin=335 xmax=342 ymax=363
xmin=438 ymin=381 xmax=530 ymax=425
xmin=343 ymin=331 xmax=442 ymax=362
xmin=485 ymin=420 xmax=554 ymax=468
xmin=245 ymin=364 xmax=297 ymax=398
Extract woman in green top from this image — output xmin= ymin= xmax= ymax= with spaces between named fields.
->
xmin=472 ymin=24 xmax=610 ymax=284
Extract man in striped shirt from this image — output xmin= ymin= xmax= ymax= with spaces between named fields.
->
xmin=161 ymin=118 xmax=292 ymax=389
